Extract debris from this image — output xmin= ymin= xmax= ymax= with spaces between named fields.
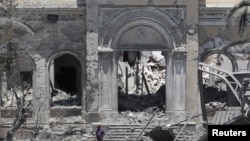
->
xmin=144 ymin=126 xmax=175 ymax=141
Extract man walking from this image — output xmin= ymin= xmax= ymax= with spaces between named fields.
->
xmin=96 ymin=124 xmax=105 ymax=141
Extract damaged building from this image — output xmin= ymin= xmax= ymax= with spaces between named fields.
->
xmin=0 ymin=0 xmax=250 ymax=140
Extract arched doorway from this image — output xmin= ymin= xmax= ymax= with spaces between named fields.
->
xmin=117 ymin=51 xmax=166 ymax=112
xmin=49 ymin=53 xmax=82 ymax=107
xmin=98 ymin=7 xmax=186 ymax=116
xmin=54 ymin=55 xmax=78 ymax=95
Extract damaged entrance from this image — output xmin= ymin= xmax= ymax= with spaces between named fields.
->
xmin=118 ymin=51 xmax=166 ymax=112
xmin=98 ymin=7 xmax=186 ymax=117
xmin=50 ymin=53 xmax=82 ymax=107
xmin=1 ymin=56 xmax=35 ymax=118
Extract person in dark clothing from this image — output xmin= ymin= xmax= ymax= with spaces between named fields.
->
xmin=96 ymin=124 xmax=105 ymax=141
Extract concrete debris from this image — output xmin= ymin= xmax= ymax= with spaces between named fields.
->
xmin=100 ymin=110 xmax=170 ymax=126
xmin=51 ymin=89 xmax=81 ymax=107
xmin=118 ymin=85 xmax=165 ymax=112
xmin=1 ymin=87 xmax=81 ymax=108
xmin=203 ymin=86 xmax=227 ymax=104
xmin=141 ymin=135 xmax=154 ymax=141
xmin=118 ymin=51 xmax=165 ymax=95
xmin=1 ymin=88 xmax=33 ymax=108
xmin=205 ymin=102 xmax=226 ymax=118
xmin=144 ymin=126 xmax=175 ymax=141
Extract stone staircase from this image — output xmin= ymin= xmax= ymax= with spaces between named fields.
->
xmin=87 ymin=123 xmax=198 ymax=141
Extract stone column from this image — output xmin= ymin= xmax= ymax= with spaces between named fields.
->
xmin=34 ymin=57 xmax=49 ymax=122
xmin=85 ymin=0 xmax=100 ymax=123
xmin=99 ymin=51 xmax=118 ymax=116
xmin=185 ymin=0 xmax=200 ymax=121
xmin=166 ymin=50 xmax=186 ymax=121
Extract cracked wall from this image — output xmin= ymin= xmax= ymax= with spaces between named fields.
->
xmin=199 ymin=9 xmax=250 ymax=72
xmin=1 ymin=0 xmax=202 ymax=124
xmin=86 ymin=0 xmax=200 ymax=123
xmin=0 ymin=8 xmax=86 ymax=121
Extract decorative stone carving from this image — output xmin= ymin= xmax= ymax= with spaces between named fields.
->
xmin=98 ymin=6 xmax=187 ymax=115
xmin=99 ymin=7 xmax=186 ymax=48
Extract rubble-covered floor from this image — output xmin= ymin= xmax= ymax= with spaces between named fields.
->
xmin=0 ymin=52 xmax=242 ymax=141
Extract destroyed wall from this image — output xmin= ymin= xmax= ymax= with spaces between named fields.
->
xmin=1 ymin=0 xmax=202 ymax=124
xmin=86 ymin=0 xmax=200 ymax=123
xmin=199 ymin=8 xmax=250 ymax=71
xmin=0 ymin=8 xmax=86 ymax=122
xmin=199 ymin=7 xmax=250 ymax=111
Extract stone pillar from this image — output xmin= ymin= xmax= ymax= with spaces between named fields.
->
xmin=185 ymin=0 xmax=200 ymax=121
xmin=99 ymin=51 xmax=118 ymax=116
xmin=166 ymin=50 xmax=186 ymax=121
xmin=34 ymin=58 xmax=50 ymax=122
xmin=86 ymin=0 xmax=100 ymax=123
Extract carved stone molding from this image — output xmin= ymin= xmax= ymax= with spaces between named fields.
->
xmin=99 ymin=7 xmax=186 ymax=49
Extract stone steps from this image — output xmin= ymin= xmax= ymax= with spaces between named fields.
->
xmin=87 ymin=124 xmax=197 ymax=141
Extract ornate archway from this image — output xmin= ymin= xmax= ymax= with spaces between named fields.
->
xmin=98 ymin=7 xmax=186 ymax=115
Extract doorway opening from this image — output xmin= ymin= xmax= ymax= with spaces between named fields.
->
xmin=55 ymin=67 xmax=77 ymax=95
xmin=51 ymin=54 xmax=81 ymax=107
xmin=117 ymin=51 xmax=166 ymax=112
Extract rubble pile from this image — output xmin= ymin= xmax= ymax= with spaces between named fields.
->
xmin=1 ymin=88 xmax=81 ymax=108
xmin=202 ymin=53 xmax=229 ymax=89
xmin=51 ymin=89 xmax=81 ymax=107
xmin=118 ymin=51 xmax=166 ymax=112
xmin=118 ymin=85 xmax=165 ymax=112
xmin=1 ymin=88 xmax=33 ymax=108
xmin=118 ymin=51 xmax=165 ymax=95
xmin=96 ymin=109 xmax=205 ymax=141
xmin=203 ymin=86 xmax=228 ymax=104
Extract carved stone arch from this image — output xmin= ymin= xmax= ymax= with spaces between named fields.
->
xmin=201 ymin=50 xmax=238 ymax=72
xmin=47 ymin=50 xmax=84 ymax=67
xmin=98 ymin=7 xmax=186 ymax=119
xmin=100 ymin=7 xmax=185 ymax=48
xmin=18 ymin=55 xmax=36 ymax=91
xmin=111 ymin=19 xmax=175 ymax=50
xmin=18 ymin=54 xmax=36 ymax=71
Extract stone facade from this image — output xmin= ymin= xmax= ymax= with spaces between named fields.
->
xmin=0 ymin=0 xmax=249 ymax=126
xmin=0 ymin=8 xmax=86 ymax=122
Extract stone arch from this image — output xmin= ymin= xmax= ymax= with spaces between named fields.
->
xmin=112 ymin=19 xmax=175 ymax=50
xmin=98 ymin=7 xmax=186 ymax=115
xmin=101 ymin=8 xmax=184 ymax=49
xmin=19 ymin=54 xmax=36 ymax=71
xmin=17 ymin=54 xmax=36 ymax=91
xmin=201 ymin=50 xmax=238 ymax=72
xmin=47 ymin=51 xmax=85 ymax=107
xmin=5 ymin=54 xmax=36 ymax=90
